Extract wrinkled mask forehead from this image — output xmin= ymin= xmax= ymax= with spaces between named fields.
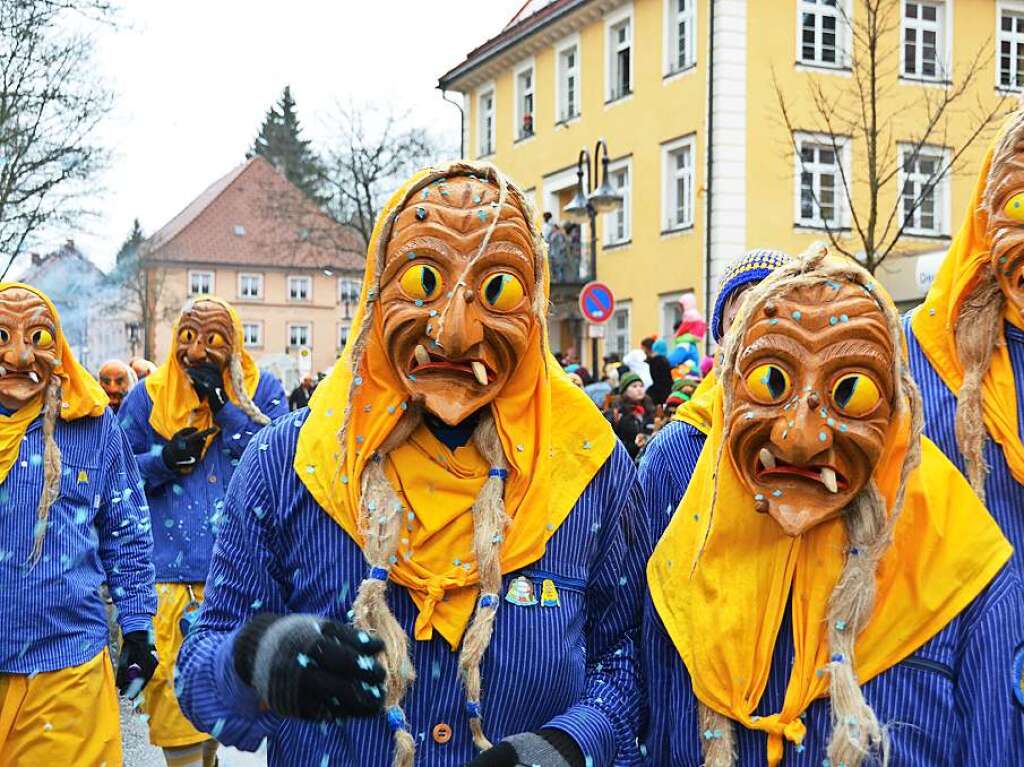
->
xmin=986 ymin=122 xmax=1024 ymax=317
xmin=726 ymin=280 xmax=896 ymax=537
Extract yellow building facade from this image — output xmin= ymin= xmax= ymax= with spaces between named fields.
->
xmin=439 ymin=0 xmax=1014 ymax=368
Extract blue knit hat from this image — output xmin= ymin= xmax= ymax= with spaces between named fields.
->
xmin=711 ymin=249 xmax=791 ymax=342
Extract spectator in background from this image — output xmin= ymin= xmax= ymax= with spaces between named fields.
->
xmin=547 ymin=222 xmax=569 ymax=283
xmin=98 ymin=359 xmax=137 ymax=413
xmin=541 ymin=210 xmax=554 ymax=241
xmin=289 ymin=374 xmax=316 ymax=411
xmin=608 ymin=371 xmax=654 ymax=460
xmin=564 ymin=222 xmax=581 ymax=281
xmin=642 ymin=335 xmax=673 ymax=405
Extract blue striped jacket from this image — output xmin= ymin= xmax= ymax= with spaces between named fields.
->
xmin=0 ymin=408 xmax=157 ymax=674
xmin=638 ymin=419 xmax=1024 ymax=765
xmin=119 ymin=372 xmax=287 ymax=582
xmin=176 ymin=409 xmax=646 ymax=766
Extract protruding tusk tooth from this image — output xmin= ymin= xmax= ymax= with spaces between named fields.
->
xmin=413 ymin=345 xmax=430 ymax=367
xmin=27 ymin=371 xmax=39 ymax=384
xmin=759 ymin=447 xmax=776 ymax=470
xmin=820 ymin=466 xmax=838 ymax=494
xmin=471 ymin=360 xmax=488 ymax=386
xmin=0 ymin=366 xmax=6 ymax=377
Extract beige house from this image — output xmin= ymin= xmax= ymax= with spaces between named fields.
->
xmin=141 ymin=156 xmax=365 ymax=381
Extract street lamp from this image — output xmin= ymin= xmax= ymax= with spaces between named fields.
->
xmin=562 ymin=139 xmax=623 ymax=374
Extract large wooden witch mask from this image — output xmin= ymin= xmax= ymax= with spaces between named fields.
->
xmin=0 ymin=287 xmax=59 ymax=409
xmin=175 ymin=299 xmax=234 ymax=371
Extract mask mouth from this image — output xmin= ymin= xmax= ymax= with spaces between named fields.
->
xmin=0 ymin=367 xmax=42 ymax=385
xmin=755 ymin=446 xmax=848 ymax=494
xmin=409 ymin=344 xmax=492 ymax=386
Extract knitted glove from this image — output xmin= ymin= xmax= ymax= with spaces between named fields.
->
xmin=116 ymin=630 xmax=159 ymax=700
xmin=186 ymin=363 xmax=228 ymax=413
xmin=462 ymin=729 xmax=586 ymax=767
xmin=161 ymin=427 xmax=217 ymax=473
xmin=233 ymin=613 xmax=387 ymax=720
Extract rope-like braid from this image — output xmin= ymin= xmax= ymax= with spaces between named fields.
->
xmin=28 ymin=376 xmax=62 ymax=566
xmin=697 ymin=704 xmax=737 ymax=766
xmin=457 ymin=414 xmax=510 ymax=751
xmin=228 ymin=354 xmax=270 ymax=426
xmin=953 ymin=269 xmax=1005 ymax=501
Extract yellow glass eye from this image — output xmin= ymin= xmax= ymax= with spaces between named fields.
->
xmin=178 ymin=327 xmax=196 ymax=346
xmin=399 ymin=264 xmax=443 ymax=302
xmin=831 ymin=373 xmax=881 ymax=417
xmin=207 ymin=332 xmax=227 ymax=349
xmin=31 ymin=328 xmax=54 ymax=348
xmin=1005 ymin=192 xmax=1024 ymax=222
xmin=744 ymin=363 xmax=791 ymax=404
xmin=481 ymin=272 xmax=526 ymax=311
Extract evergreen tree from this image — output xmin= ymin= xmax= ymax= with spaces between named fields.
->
xmin=250 ymin=86 xmax=325 ymax=202
xmin=115 ymin=217 xmax=144 ymax=265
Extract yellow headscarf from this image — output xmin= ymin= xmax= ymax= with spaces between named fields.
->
xmin=650 ymin=284 xmax=1011 ymax=766
xmin=145 ymin=296 xmax=261 ymax=444
xmin=911 ymin=117 xmax=1024 ymax=484
xmin=672 ymin=370 xmax=717 ymax=434
xmin=295 ymin=167 xmax=616 ymax=648
xmin=0 ymin=282 xmax=108 ymax=484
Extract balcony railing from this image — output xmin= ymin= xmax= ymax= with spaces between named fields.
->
xmin=548 ymin=238 xmax=592 ymax=287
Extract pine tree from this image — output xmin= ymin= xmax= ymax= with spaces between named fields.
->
xmin=250 ymin=86 xmax=325 ymax=202
xmin=115 ymin=218 xmax=144 ymax=265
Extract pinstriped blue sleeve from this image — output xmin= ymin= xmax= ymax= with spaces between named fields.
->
xmin=545 ymin=447 xmax=645 ymax=766
xmin=119 ymin=383 xmax=177 ymax=490
xmin=96 ymin=413 xmax=157 ymax=635
xmin=176 ymin=427 xmax=286 ymax=749
xmin=214 ymin=372 xmax=288 ymax=459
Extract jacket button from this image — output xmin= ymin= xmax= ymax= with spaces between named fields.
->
xmin=432 ymin=723 xmax=452 ymax=744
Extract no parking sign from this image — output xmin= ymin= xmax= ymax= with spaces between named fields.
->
xmin=578 ymin=281 xmax=616 ymax=324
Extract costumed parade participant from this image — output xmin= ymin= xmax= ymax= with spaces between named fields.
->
xmin=99 ymin=358 xmax=137 ymax=413
xmin=643 ymin=249 xmax=1023 ymax=765
xmin=906 ymin=107 xmax=1024 ymax=560
xmin=175 ymin=163 xmax=645 ymax=767
xmin=0 ymin=283 xmax=157 ymax=764
xmin=132 ymin=357 xmax=158 ymax=380
xmin=120 ymin=296 xmax=286 ymax=767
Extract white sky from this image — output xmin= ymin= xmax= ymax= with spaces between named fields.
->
xmin=65 ymin=0 xmax=523 ymax=270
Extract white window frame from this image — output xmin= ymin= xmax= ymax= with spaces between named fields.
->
xmin=242 ymin=321 xmax=263 ymax=349
xmin=901 ymin=1 xmax=951 ymax=82
xmin=237 ymin=272 xmax=263 ymax=300
xmin=898 ymin=143 xmax=951 ymax=237
xmin=287 ymin=274 xmax=312 ymax=303
xmin=605 ymin=4 xmax=634 ymax=103
xmin=604 ymin=157 xmax=632 ymax=246
xmin=793 ymin=132 xmax=851 ymax=230
xmin=796 ymin=0 xmax=852 ymax=69
xmin=662 ymin=135 xmax=696 ymax=232
xmin=610 ymin=300 xmax=632 ymax=358
xmin=476 ymin=83 xmax=496 ymax=157
xmin=514 ymin=59 xmax=535 ymax=141
xmin=337 ymin=277 xmax=360 ymax=304
xmin=187 ymin=269 xmax=214 ymax=297
xmin=664 ymin=0 xmax=696 ymax=77
xmin=288 ymin=322 xmax=311 ymax=349
xmin=997 ymin=1 xmax=1024 ymax=90
xmin=659 ymin=291 xmax=689 ymax=340
xmin=555 ymin=34 xmax=582 ymax=123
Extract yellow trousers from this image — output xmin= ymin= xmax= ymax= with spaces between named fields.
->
xmin=0 ymin=648 xmax=121 ymax=766
xmin=140 ymin=582 xmax=209 ymax=748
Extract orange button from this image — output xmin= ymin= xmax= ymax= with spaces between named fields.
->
xmin=432 ymin=722 xmax=452 ymax=744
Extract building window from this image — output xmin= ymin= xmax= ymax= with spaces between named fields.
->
xmin=606 ymin=9 xmax=633 ymax=102
xmin=337 ymin=277 xmax=360 ymax=303
xmin=798 ymin=0 xmax=847 ymax=67
xmin=242 ymin=322 xmax=262 ymax=348
xmin=795 ymin=134 xmax=848 ymax=229
xmin=478 ymin=87 xmax=495 ymax=156
xmin=556 ymin=40 xmax=581 ymax=122
xmin=238 ymin=273 xmax=263 ymax=300
xmin=288 ymin=275 xmax=311 ymax=302
xmin=660 ymin=292 xmax=687 ymax=340
xmin=667 ymin=0 xmax=696 ymax=74
xmin=610 ymin=301 xmax=631 ymax=357
xmin=515 ymin=64 xmax=534 ymax=140
xmin=604 ymin=159 xmax=631 ymax=245
xmin=338 ymin=322 xmax=350 ymax=350
xmin=288 ymin=323 xmax=311 ymax=348
xmin=899 ymin=145 xmax=949 ymax=235
xmin=999 ymin=7 xmax=1024 ymax=89
xmin=188 ymin=270 xmax=213 ymax=297
xmin=663 ymin=136 xmax=695 ymax=231
xmin=902 ymin=1 xmax=946 ymax=80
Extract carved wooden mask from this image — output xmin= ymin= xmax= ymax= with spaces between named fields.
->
xmin=0 ymin=287 xmax=59 ymax=409
xmin=987 ymin=124 xmax=1024 ymax=316
xmin=174 ymin=300 xmax=234 ymax=371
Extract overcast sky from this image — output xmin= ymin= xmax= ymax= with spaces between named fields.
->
xmin=64 ymin=0 xmax=522 ymax=270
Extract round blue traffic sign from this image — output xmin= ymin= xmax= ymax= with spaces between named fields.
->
xmin=578 ymin=281 xmax=615 ymax=324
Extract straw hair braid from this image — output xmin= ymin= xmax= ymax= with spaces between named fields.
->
xmin=28 ymin=375 xmax=62 ymax=566
xmin=228 ymin=354 xmax=270 ymax=426
xmin=697 ymin=243 xmax=923 ymax=766
xmin=698 ymin=705 xmax=737 ymax=766
xmin=952 ymin=268 xmax=1005 ymax=501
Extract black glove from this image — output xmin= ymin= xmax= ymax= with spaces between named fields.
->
xmin=186 ymin=363 xmax=228 ymax=413
xmin=463 ymin=729 xmax=585 ymax=767
xmin=116 ymin=629 xmax=158 ymax=700
xmin=161 ymin=427 xmax=217 ymax=473
xmin=233 ymin=613 xmax=387 ymax=720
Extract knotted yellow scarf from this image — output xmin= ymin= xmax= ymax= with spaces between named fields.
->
xmin=911 ymin=121 xmax=1024 ymax=485
xmin=649 ymin=383 xmax=1011 ymax=765
xmin=145 ymin=296 xmax=261 ymax=447
xmin=0 ymin=283 xmax=108 ymax=483
xmin=672 ymin=371 xmax=717 ymax=434
xmin=294 ymin=169 xmax=615 ymax=649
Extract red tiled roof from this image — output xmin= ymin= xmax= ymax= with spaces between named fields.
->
xmin=143 ymin=156 xmax=365 ymax=272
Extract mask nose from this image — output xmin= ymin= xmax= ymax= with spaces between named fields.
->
xmin=769 ymin=391 xmax=833 ymax=466
xmin=186 ymin=339 xmax=207 ymax=364
xmin=2 ymin=333 xmax=34 ymax=369
xmin=439 ymin=287 xmax=484 ymax=358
